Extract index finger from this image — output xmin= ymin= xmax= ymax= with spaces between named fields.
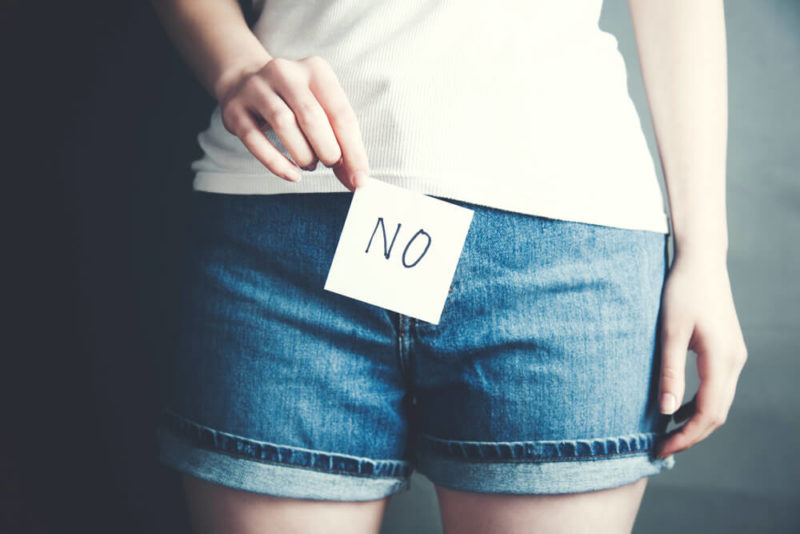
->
xmin=656 ymin=375 xmax=727 ymax=458
xmin=306 ymin=59 xmax=369 ymax=189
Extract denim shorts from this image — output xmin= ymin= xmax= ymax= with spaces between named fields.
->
xmin=156 ymin=190 xmax=676 ymax=501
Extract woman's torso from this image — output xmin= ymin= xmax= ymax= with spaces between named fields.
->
xmin=191 ymin=0 xmax=670 ymax=234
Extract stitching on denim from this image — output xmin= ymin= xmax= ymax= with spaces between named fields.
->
xmin=160 ymin=409 xmax=412 ymax=479
xmin=423 ymin=449 xmax=654 ymax=464
xmin=396 ymin=313 xmax=410 ymax=385
xmin=182 ymin=442 xmax=414 ymax=480
xmin=418 ymin=431 xmax=663 ymax=462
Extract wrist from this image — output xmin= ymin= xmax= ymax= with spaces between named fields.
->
xmin=670 ymin=216 xmax=728 ymax=262
xmin=672 ymin=238 xmax=728 ymax=267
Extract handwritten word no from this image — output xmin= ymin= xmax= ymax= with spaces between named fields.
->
xmin=365 ymin=217 xmax=432 ymax=268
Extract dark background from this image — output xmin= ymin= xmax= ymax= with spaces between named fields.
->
xmin=3 ymin=1 xmax=209 ymax=532
xmin=2 ymin=1 xmax=798 ymax=533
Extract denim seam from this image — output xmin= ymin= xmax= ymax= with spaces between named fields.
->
xmin=422 ymin=450 xmax=654 ymax=464
xmin=418 ymin=431 xmax=662 ymax=462
xmin=169 ymin=433 xmax=411 ymax=479
xmin=160 ymin=409 xmax=412 ymax=479
xmin=406 ymin=315 xmax=419 ymax=396
xmin=396 ymin=313 xmax=413 ymax=389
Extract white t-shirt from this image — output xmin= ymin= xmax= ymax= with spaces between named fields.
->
xmin=190 ymin=0 xmax=671 ymax=234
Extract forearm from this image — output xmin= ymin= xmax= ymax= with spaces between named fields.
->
xmin=628 ymin=0 xmax=728 ymax=260
xmin=149 ymin=0 xmax=272 ymax=102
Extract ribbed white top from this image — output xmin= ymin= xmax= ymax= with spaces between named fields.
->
xmin=191 ymin=0 xmax=671 ymax=234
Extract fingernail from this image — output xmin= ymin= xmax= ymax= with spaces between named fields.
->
xmin=661 ymin=392 xmax=676 ymax=414
xmin=352 ymin=171 xmax=368 ymax=188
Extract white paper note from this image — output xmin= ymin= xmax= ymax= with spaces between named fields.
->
xmin=324 ymin=177 xmax=474 ymax=324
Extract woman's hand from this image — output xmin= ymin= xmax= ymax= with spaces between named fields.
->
xmin=148 ymin=1 xmax=368 ymax=190
xmin=216 ymin=56 xmax=369 ymax=192
xmin=655 ymin=251 xmax=747 ymax=459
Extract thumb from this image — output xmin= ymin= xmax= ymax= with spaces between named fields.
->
xmin=659 ymin=321 xmax=691 ymax=415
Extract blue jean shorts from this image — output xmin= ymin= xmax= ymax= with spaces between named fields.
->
xmin=156 ymin=190 xmax=676 ymax=501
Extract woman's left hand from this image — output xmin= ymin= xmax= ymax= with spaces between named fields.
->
xmin=654 ymin=251 xmax=748 ymax=459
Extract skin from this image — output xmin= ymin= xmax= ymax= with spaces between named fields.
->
xmin=149 ymin=0 xmax=368 ymax=190
xmin=179 ymin=474 xmax=389 ymax=534
xmin=150 ymin=0 xmax=748 ymax=532
xmin=628 ymin=0 xmax=748 ymax=461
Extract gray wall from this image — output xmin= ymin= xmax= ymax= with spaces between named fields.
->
xmin=381 ymin=2 xmax=800 ymax=532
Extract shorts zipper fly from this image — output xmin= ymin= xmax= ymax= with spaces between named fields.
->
xmin=396 ymin=313 xmax=414 ymax=387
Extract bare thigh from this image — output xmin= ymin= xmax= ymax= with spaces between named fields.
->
xmin=435 ymin=476 xmax=649 ymax=534
xmin=180 ymin=474 xmax=390 ymax=534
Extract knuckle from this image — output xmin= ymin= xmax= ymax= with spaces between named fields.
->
xmin=269 ymin=109 xmax=297 ymax=131
xmin=301 ymin=54 xmax=326 ymax=68
xmin=660 ymin=366 xmax=682 ymax=383
xmin=328 ymin=106 xmax=358 ymax=130
xmin=240 ymin=128 xmax=261 ymax=149
xmin=669 ymin=436 xmax=688 ymax=453
xmin=265 ymin=56 xmax=288 ymax=72
xmin=679 ymin=430 xmax=699 ymax=448
xmin=706 ymin=413 xmax=726 ymax=428
xmin=221 ymin=106 xmax=245 ymax=136
xmin=253 ymin=94 xmax=281 ymax=122
xmin=736 ymin=347 xmax=749 ymax=365
xmin=265 ymin=57 xmax=297 ymax=82
xmin=714 ymin=409 xmax=729 ymax=427
xmin=694 ymin=408 xmax=714 ymax=425
xmin=293 ymin=99 xmax=323 ymax=125
xmin=302 ymin=56 xmax=339 ymax=86
xmin=723 ymin=346 xmax=747 ymax=371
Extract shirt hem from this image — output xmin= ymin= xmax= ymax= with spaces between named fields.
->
xmin=191 ymin=171 xmax=671 ymax=235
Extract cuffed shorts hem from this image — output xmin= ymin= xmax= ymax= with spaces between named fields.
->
xmin=160 ymin=192 xmax=677 ymax=500
xmin=415 ymin=432 xmax=676 ymax=495
xmin=156 ymin=412 xmax=411 ymax=502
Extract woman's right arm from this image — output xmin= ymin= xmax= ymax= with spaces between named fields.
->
xmin=149 ymin=0 xmax=369 ymax=190
xmin=149 ymin=0 xmax=270 ymax=103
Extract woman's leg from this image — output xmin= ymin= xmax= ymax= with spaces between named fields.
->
xmin=435 ymin=477 xmax=648 ymax=534
xmin=181 ymin=474 xmax=390 ymax=534
xmin=156 ymin=193 xmax=410 ymax=531
xmin=408 ymin=198 xmax=674 ymax=534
